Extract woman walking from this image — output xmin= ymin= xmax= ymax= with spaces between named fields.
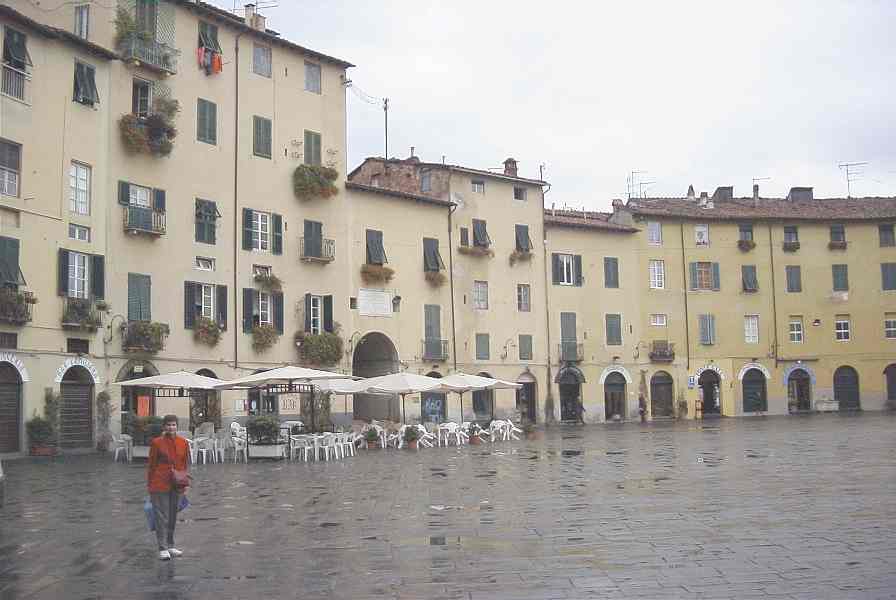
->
xmin=147 ymin=414 xmax=189 ymax=560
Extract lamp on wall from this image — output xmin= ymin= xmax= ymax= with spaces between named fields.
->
xmin=392 ymin=295 xmax=402 ymax=312
xmin=812 ymin=319 xmax=821 ymax=326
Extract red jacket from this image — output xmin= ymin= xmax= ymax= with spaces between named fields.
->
xmin=147 ymin=435 xmax=189 ymax=493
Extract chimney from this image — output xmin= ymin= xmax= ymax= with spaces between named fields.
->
xmin=609 ymin=198 xmax=634 ymax=226
xmin=753 ymin=184 xmax=760 ymax=199
xmin=686 ymin=184 xmax=696 ymax=200
xmin=712 ymin=186 xmax=733 ymax=202
xmin=244 ymin=4 xmax=266 ymax=31
xmin=787 ymin=187 xmax=813 ymax=202
xmin=698 ymin=191 xmax=708 ymax=208
xmin=503 ymin=157 xmax=518 ymax=178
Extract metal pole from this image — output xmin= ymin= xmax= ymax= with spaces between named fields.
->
xmin=383 ymin=97 xmax=389 ymax=159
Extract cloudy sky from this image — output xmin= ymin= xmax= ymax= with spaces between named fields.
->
xmin=215 ymin=1 xmax=895 ymax=210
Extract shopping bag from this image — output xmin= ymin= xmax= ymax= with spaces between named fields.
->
xmin=144 ymin=498 xmax=155 ymax=532
xmin=178 ymin=495 xmax=190 ymax=512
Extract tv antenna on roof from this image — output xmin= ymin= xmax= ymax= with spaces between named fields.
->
xmin=626 ymin=170 xmax=646 ymax=200
xmin=839 ymin=161 xmax=868 ymax=198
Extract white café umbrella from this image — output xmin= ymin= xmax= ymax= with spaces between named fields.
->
xmin=360 ymin=372 xmax=462 ymax=423
xmin=114 ymin=370 xmax=223 ymax=390
xmin=439 ymin=372 xmax=522 ymax=423
xmin=315 ymin=379 xmax=390 ymax=423
xmin=212 ymin=366 xmax=352 ymax=390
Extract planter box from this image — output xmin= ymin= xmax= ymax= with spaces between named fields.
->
xmin=249 ymin=443 xmax=285 ymax=459
xmin=29 ymin=445 xmax=58 ymax=457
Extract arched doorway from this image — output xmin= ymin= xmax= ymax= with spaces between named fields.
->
xmin=604 ymin=372 xmax=626 ymax=420
xmin=472 ymin=371 xmax=494 ymax=422
xmin=834 ymin=366 xmax=860 ymax=411
xmin=352 ymin=332 xmax=399 ymax=420
xmin=0 ymin=362 xmax=22 ymax=453
xmin=699 ymin=370 xmax=721 ymax=415
xmin=117 ymin=360 xmax=159 ymax=434
xmin=787 ymin=368 xmax=812 ymax=412
xmin=516 ymin=371 xmax=537 ymax=423
xmin=650 ymin=371 xmax=674 ymax=418
xmin=421 ymin=371 xmax=446 ymax=423
xmin=885 ymin=365 xmax=896 ymax=410
xmin=742 ymin=368 xmax=768 ymax=413
xmin=60 ymin=365 xmax=94 ymax=448
xmin=191 ymin=369 xmax=221 ymax=430
xmin=556 ymin=366 xmax=584 ymax=422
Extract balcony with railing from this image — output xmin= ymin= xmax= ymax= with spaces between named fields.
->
xmin=1 ymin=64 xmax=30 ymax=103
xmin=61 ymin=297 xmax=102 ymax=331
xmin=0 ymin=288 xmax=33 ymax=325
xmin=300 ymin=237 xmax=335 ymax=263
xmin=558 ymin=340 xmax=584 ymax=362
xmin=422 ymin=339 xmax=449 ymax=362
xmin=123 ymin=205 xmax=166 ymax=236
xmin=649 ymin=340 xmax=675 ymax=362
xmin=122 ymin=321 xmax=169 ymax=353
xmin=119 ymin=35 xmax=179 ymax=74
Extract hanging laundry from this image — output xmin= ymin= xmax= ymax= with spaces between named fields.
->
xmin=197 ymin=46 xmax=205 ymax=70
xmin=212 ymin=53 xmax=223 ymax=74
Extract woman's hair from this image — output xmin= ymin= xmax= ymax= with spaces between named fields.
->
xmin=162 ymin=414 xmax=178 ymax=426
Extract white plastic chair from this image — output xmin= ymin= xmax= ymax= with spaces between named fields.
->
xmin=416 ymin=424 xmax=435 ymax=448
xmin=231 ymin=435 xmax=248 ymax=463
xmin=112 ymin=433 xmax=132 ymax=463
xmin=340 ymin=432 xmax=356 ymax=457
xmin=213 ymin=431 xmax=226 ymax=462
xmin=318 ymin=434 xmax=338 ymax=461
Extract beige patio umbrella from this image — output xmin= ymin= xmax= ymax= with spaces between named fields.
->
xmin=212 ymin=366 xmax=352 ymax=389
xmin=114 ymin=370 xmax=223 ymax=391
xmin=439 ymin=372 xmax=522 ymax=423
xmin=359 ymin=372 xmax=463 ymax=423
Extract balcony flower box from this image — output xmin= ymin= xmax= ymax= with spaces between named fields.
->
xmin=0 ymin=288 xmax=33 ymax=325
xmin=737 ymin=239 xmax=756 ymax=252
xmin=253 ymin=272 xmax=282 ymax=292
xmin=360 ymin=263 xmax=394 ymax=283
xmin=782 ymin=241 xmax=800 ymax=252
xmin=458 ymin=245 xmax=494 ymax=258
xmin=295 ymin=330 xmax=343 ymax=366
xmin=118 ymin=98 xmax=180 ymax=158
xmin=252 ymin=324 xmax=278 ymax=352
xmin=292 ymin=165 xmax=339 ymax=201
xmin=61 ymin=297 xmax=103 ymax=330
xmin=425 ymin=270 xmax=446 ymax=287
xmin=194 ymin=316 xmax=221 ymax=347
xmin=122 ymin=321 xmax=169 ymax=354
xmin=509 ymin=249 xmax=533 ymax=265
xmin=828 ymin=240 xmax=847 ymax=250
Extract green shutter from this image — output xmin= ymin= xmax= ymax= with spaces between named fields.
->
xmin=688 ymin=262 xmax=698 ymax=290
xmin=216 ymin=285 xmax=227 ymax=330
xmin=711 ymin=262 xmax=721 ymax=291
xmin=832 ymin=265 xmax=848 ymax=292
xmin=604 ymin=257 xmax=619 ymax=288
xmin=118 ymin=181 xmax=130 ymax=205
xmin=242 ymin=288 xmax=254 ymax=332
xmin=272 ymin=292 xmax=284 ymax=334
xmin=551 ymin=253 xmax=560 ymax=284
xmin=519 ymin=334 xmax=533 ymax=360
xmin=475 ymin=333 xmax=489 ymax=360
xmin=573 ymin=255 xmax=583 ymax=286
xmin=323 ymin=295 xmax=333 ymax=333
xmin=606 ymin=313 xmax=622 ymax=345
xmin=184 ymin=281 xmax=196 ymax=329
xmin=58 ymin=249 xmax=69 ymax=296
xmin=271 ymin=213 xmax=283 ymax=255
xmin=304 ymin=293 xmax=312 ymax=332
xmin=90 ymin=255 xmax=104 ymax=299
xmin=882 ymin=263 xmax=896 ymax=291
xmin=242 ymin=208 xmax=253 ymax=250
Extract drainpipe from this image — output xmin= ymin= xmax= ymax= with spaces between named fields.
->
xmin=232 ymin=33 xmax=243 ymax=370
xmin=679 ymin=221 xmax=690 ymax=372
xmin=768 ymin=223 xmax=779 ymax=367
xmin=448 ymin=202 xmax=458 ymax=372
xmin=542 ymin=196 xmax=555 ymax=423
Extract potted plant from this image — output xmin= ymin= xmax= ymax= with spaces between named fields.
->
xmin=253 ymin=272 xmax=282 ymax=292
xmin=523 ymin=422 xmax=541 ymax=440
xmin=467 ymin=422 xmax=483 ymax=445
xmin=737 ymin=239 xmax=756 ymax=252
xmin=425 ymin=270 xmax=446 ymax=287
xmin=296 ymin=328 xmax=344 ymax=366
xmin=129 ymin=415 xmax=163 ymax=458
xmin=292 ymin=164 xmax=339 ymax=201
xmin=403 ymin=426 xmax=421 ymax=449
xmin=360 ymin=263 xmax=395 ymax=283
xmin=458 ymin=245 xmax=494 ymax=258
xmin=246 ymin=415 xmax=285 ymax=459
xmin=95 ymin=391 xmax=113 ymax=452
xmin=26 ymin=415 xmax=56 ymax=456
xmin=364 ymin=428 xmax=380 ymax=449
xmin=509 ymin=249 xmax=532 ymax=265
xmin=252 ymin=324 xmax=278 ymax=352
xmin=194 ymin=316 xmax=222 ymax=347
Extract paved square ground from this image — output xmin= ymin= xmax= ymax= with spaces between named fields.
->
xmin=2 ymin=414 xmax=896 ymax=599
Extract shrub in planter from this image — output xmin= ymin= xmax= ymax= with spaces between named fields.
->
xmin=403 ymin=426 xmax=421 ymax=449
xmin=292 ymin=165 xmax=339 ymax=201
xmin=364 ymin=428 xmax=380 ymax=449
xmin=737 ymin=239 xmax=756 ymax=252
xmin=26 ymin=416 xmax=55 ymax=455
xmin=360 ymin=263 xmax=395 ymax=283
xmin=253 ymin=272 xmax=282 ymax=292
xmin=508 ymin=249 xmax=532 ymax=265
xmin=123 ymin=321 xmax=169 ymax=353
xmin=118 ymin=98 xmax=179 ymax=158
xmin=425 ymin=270 xmax=446 ymax=287
xmin=194 ymin=316 xmax=222 ymax=347
xmin=95 ymin=300 xmax=110 ymax=312
xmin=63 ymin=297 xmax=102 ymax=329
xmin=296 ymin=330 xmax=343 ymax=366
xmin=252 ymin=324 xmax=278 ymax=352
xmin=0 ymin=288 xmax=31 ymax=323
xmin=458 ymin=245 xmax=494 ymax=258
xmin=246 ymin=416 xmax=281 ymax=444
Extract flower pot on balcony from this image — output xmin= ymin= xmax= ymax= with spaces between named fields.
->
xmin=737 ymin=239 xmax=756 ymax=252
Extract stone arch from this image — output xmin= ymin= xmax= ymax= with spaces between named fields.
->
xmin=782 ymin=363 xmax=816 ymax=387
xmin=598 ymin=365 xmax=632 ymax=385
xmin=352 ymin=332 xmax=399 ymax=420
xmin=0 ymin=352 xmax=29 ymax=382
xmin=737 ymin=362 xmax=771 ymax=381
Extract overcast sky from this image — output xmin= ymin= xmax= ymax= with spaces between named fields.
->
xmin=215 ymin=1 xmax=896 ymax=210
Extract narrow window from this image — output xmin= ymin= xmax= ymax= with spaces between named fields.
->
xmin=473 ymin=281 xmax=489 ymax=310
xmin=517 ymin=284 xmax=530 ymax=312
xmin=604 ymin=257 xmax=619 ymax=288
xmin=253 ymin=44 xmax=272 ymax=77
xmin=744 ymin=315 xmax=759 ymax=344
xmin=309 ymin=295 xmax=322 ymax=335
xmin=882 ymin=263 xmax=896 ymax=291
xmin=647 ymin=221 xmax=662 ymax=245
xmin=830 ymin=224 xmax=846 ymax=243
xmin=68 ymin=251 xmax=89 ymax=298
xmin=132 ymin=78 xmax=151 ymax=117
xmin=475 ymin=333 xmax=489 ymax=360
xmin=518 ymin=334 xmax=533 ymax=360
xmin=195 ymin=257 xmax=215 ymax=271
xmin=303 ymin=130 xmax=321 ymax=166
xmin=304 ymin=61 xmax=321 ymax=93
xmin=738 ymin=224 xmax=754 ymax=242
xmin=69 ymin=162 xmax=91 ymax=215
xmin=68 ymin=223 xmax=90 ymax=242
xmin=197 ymin=98 xmax=217 ymax=144
xmin=741 ymin=265 xmax=759 ymax=293
xmin=832 ymin=264 xmax=849 ymax=292
xmin=835 ymin=316 xmax=850 ymax=341
xmin=789 ymin=317 xmax=803 ymax=343
xmin=605 ymin=314 xmax=622 ymax=346
xmin=785 ymin=265 xmax=802 ymax=293
xmin=420 ymin=171 xmax=432 ymax=193
xmin=879 ymin=224 xmax=895 ymax=247
xmin=513 ymin=186 xmax=527 ymax=201
xmin=649 ymin=259 xmax=665 ymax=289
xmin=74 ymin=5 xmax=90 ymax=39
xmin=251 ymin=210 xmax=270 ymax=252
xmin=255 ymin=291 xmax=272 ymax=325
xmin=73 ymin=61 xmax=99 ymax=106
xmin=253 ymin=116 xmax=272 ymax=158
xmin=471 ymin=180 xmax=485 ymax=194
xmin=200 ymin=283 xmax=215 ymax=319
xmin=559 ymin=254 xmax=574 ymax=285
xmin=694 ymin=224 xmax=709 ymax=246
xmin=885 ymin=313 xmax=896 ymax=339
xmin=0 ymin=140 xmax=20 ymax=197
xmin=650 ymin=313 xmax=667 ymax=327
xmin=698 ymin=314 xmax=716 ymax=345
xmin=784 ymin=226 xmax=799 ymax=243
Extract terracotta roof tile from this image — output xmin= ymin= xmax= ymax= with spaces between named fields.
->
xmin=345 ymin=182 xmax=454 ymax=208
xmin=544 ymin=209 xmax=639 ymax=233
xmin=627 ymin=196 xmax=896 ymax=222
xmin=350 ymin=157 xmax=546 ymax=186
xmin=0 ymin=5 xmax=118 ymax=60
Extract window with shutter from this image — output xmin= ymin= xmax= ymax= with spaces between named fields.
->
xmin=514 ymin=224 xmax=532 ymax=252
xmin=786 ymin=266 xmax=802 ymax=293
xmin=252 ymin=43 xmax=272 ymax=77
xmin=882 ymin=263 xmax=896 ymax=291
xmin=604 ymin=257 xmax=619 ymax=288
xmin=647 ymin=221 xmax=662 ymax=245
xmin=74 ymin=5 xmax=90 ymax=39
xmin=304 ymin=61 xmax=321 ymax=93
xmin=555 ymin=254 xmax=574 ymax=285
xmin=879 ymin=224 xmax=895 ymax=247
xmin=0 ymin=139 xmax=21 ymax=197
xmin=253 ymin=116 xmax=272 ymax=158
xmin=516 ymin=284 xmax=530 ymax=312
xmin=699 ymin=314 xmax=715 ymax=345
xmin=832 ymin=264 xmax=849 ymax=292
xmin=73 ymin=61 xmax=99 ymax=105
xmin=830 ymin=224 xmax=846 ymax=243
xmin=365 ymin=229 xmax=386 ymax=265
xmin=197 ymin=98 xmax=217 ymax=144
xmin=475 ymin=333 xmax=489 ymax=360
xmin=693 ymin=262 xmax=714 ymax=290
xmin=742 ymin=265 xmax=758 ymax=292
xmin=132 ymin=78 xmax=151 ymax=117
xmin=739 ymin=224 xmax=754 ymax=242
xmin=784 ymin=226 xmax=799 ymax=243
xmin=303 ymin=130 xmax=321 ymax=166
xmin=459 ymin=227 xmax=469 ymax=247
xmin=127 ymin=273 xmax=151 ymax=321
xmin=519 ymin=334 xmax=533 ymax=360
xmin=472 ymin=219 xmax=490 ymax=247
xmin=198 ymin=21 xmax=222 ymax=53
xmin=605 ymin=314 xmax=622 ymax=345
xmin=422 ymin=237 xmax=443 ymax=271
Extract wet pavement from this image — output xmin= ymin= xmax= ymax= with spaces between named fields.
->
xmin=1 ymin=414 xmax=896 ymax=599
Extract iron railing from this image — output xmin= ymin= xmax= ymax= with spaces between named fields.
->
xmin=558 ymin=341 xmax=583 ymax=362
xmin=61 ymin=296 xmax=102 ymax=330
xmin=649 ymin=340 xmax=675 ymax=362
xmin=122 ymin=321 xmax=169 ymax=353
xmin=119 ymin=35 xmax=179 ymax=74
xmin=300 ymin=237 xmax=335 ymax=262
xmin=123 ymin=206 xmax=166 ymax=236
xmin=1 ymin=64 xmax=29 ymax=103
xmin=422 ymin=339 xmax=449 ymax=361
xmin=0 ymin=289 xmax=33 ymax=325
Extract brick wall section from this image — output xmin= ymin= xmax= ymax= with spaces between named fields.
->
xmin=348 ymin=158 xmax=451 ymax=202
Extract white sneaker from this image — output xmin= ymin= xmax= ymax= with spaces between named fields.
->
xmin=168 ymin=548 xmax=183 ymax=557
xmin=159 ymin=550 xmax=171 ymax=560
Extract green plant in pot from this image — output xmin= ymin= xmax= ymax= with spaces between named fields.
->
xmin=364 ymin=428 xmax=380 ymax=449
xmin=292 ymin=165 xmax=339 ymax=201
xmin=95 ymin=390 xmax=112 ymax=451
xmin=26 ymin=416 xmax=56 ymax=456
xmin=246 ymin=416 xmax=281 ymax=444
xmin=403 ymin=425 xmax=421 ymax=449
xmin=252 ymin=324 xmax=278 ymax=352
xmin=296 ymin=330 xmax=343 ymax=366
xmin=253 ymin=272 xmax=282 ymax=292
xmin=194 ymin=316 xmax=221 ymax=347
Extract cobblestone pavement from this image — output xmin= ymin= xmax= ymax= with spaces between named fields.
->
xmin=2 ymin=414 xmax=896 ymax=599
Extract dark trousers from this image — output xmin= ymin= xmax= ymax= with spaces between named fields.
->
xmin=150 ymin=491 xmax=181 ymax=550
